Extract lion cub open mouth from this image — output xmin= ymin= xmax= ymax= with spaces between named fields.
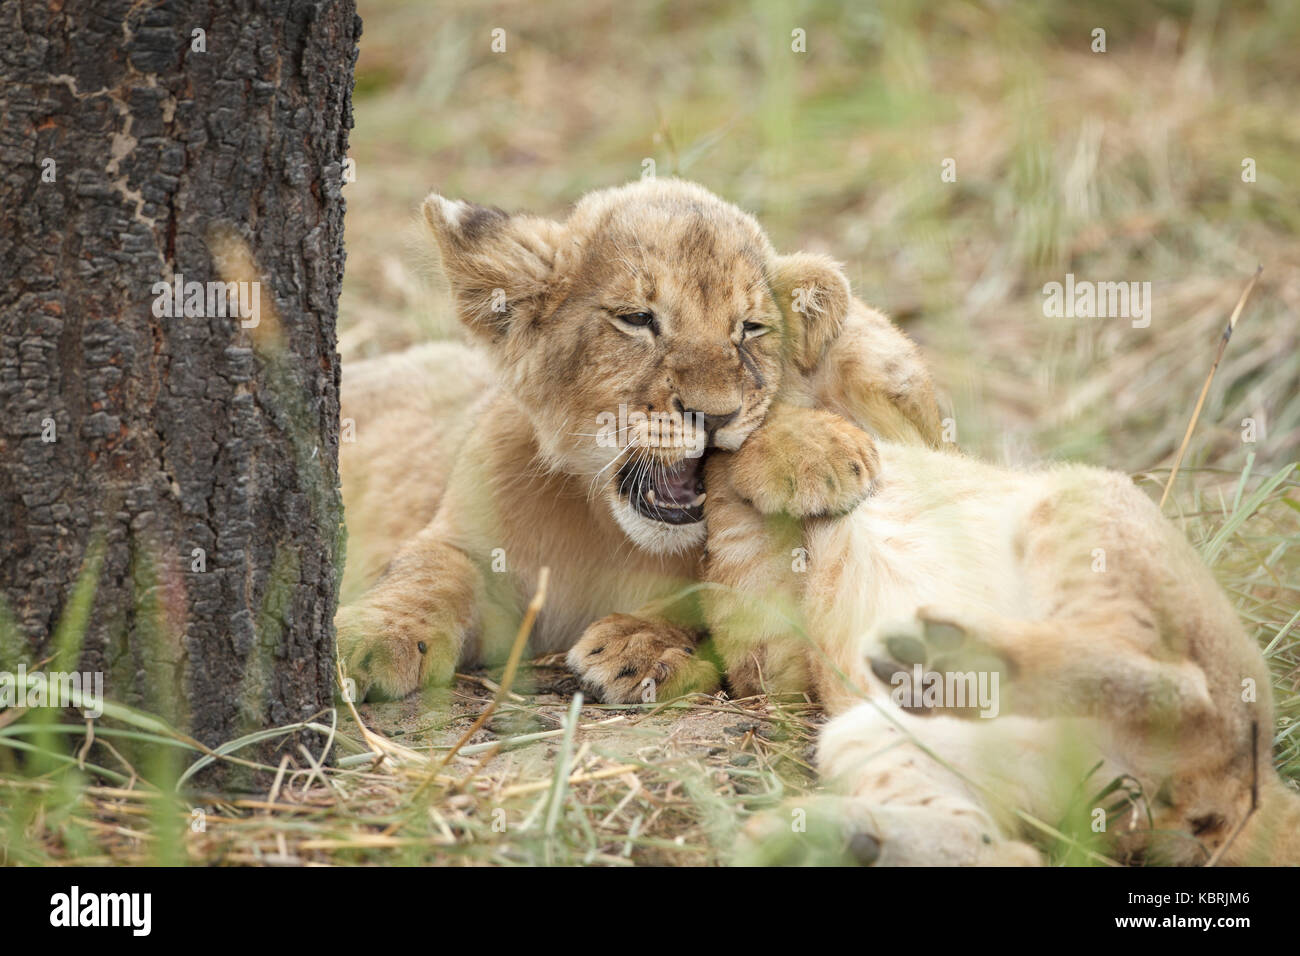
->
xmin=617 ymin=452 xmax=709 ymax=524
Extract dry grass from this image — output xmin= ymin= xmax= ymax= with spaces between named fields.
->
xmin=1 ymin=667 xmax=824 ymax=866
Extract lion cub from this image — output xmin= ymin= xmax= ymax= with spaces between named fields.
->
xmin=702 ymin=421 xmax=1300 ymax=865
xmin=337 ymin=179 xmax=941 ymax=702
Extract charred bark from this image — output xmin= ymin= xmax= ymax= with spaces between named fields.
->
xmin=0 ymin=0 xmax=358 ymax=784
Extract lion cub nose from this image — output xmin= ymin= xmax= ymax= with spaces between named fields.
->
xmin=672 ymin=396 xmax=739 ymax=435
xmin=699 ymin=409 xmax=739 ymax=434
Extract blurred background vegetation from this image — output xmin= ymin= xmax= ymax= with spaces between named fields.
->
xmin=341 ymin=0 xmax=1300 ymax=475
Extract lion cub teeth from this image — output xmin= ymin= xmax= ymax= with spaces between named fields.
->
xmin=645 ymin=489 xmax=707 ymax=509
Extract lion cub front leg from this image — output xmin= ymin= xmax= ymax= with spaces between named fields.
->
xmin=699 ymin=403 xmax=879 ymax=699
xmin=567 ymin=614 xmax=719 ymax=705
xmin=727 ymin=403 xmax=880 ymax=519
xmin=699 ymin=449 xmax=817 ymax=699
xmin=336 ymin=529 xmax=483 ymax=702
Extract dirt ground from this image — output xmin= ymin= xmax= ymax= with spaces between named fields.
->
xmin=338 ymin=659 xmax=824 ymax=865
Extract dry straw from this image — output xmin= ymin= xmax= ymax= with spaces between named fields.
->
xmin=1159 ymin=267 xmax=1263 ymax=510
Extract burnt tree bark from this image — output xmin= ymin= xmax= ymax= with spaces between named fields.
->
xmin=0 ymin=1 xmax=358 ymax=781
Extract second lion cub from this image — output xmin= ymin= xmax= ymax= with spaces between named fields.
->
xmin=703 ymin=412 xmax=1300 ymax=865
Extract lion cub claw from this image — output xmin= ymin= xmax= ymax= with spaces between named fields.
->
xmin=728 ymin=406 xmax=879 ymax=518
xmin=567 ymin=614 xmax=719 ymax=705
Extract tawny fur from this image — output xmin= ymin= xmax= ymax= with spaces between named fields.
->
xmin=336 ymin=178 xmax=940 ymax=702
xmin=335 ymin=178 xmax=1300 ymax=865
xmin=704 ymin=428 xmax=1300 ymax=866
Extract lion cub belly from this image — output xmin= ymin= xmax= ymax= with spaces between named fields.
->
xmin=803 ymin=443 xmax=1042 ymax=669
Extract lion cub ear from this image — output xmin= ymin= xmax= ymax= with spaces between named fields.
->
xmin=767 ymin=252 xmax=852 ymax=372
xmin=422 ymin=193 xmax=566 ymax=342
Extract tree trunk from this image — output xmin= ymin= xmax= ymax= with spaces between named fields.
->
xmin=0 ymin=0 xmax=358 ymax=783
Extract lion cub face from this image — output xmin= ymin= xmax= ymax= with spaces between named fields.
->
xmin=423 ymin=179 xmax=850 ymax=554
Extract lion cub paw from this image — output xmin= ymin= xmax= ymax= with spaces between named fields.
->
xmin=736 ymin=796 xmax=1041 ymax=867
xmin=729 ymin=407 xmax=879 ymax=518
xmin=868 ymin=611 xmax=1012 ymax=718
xmin=735 ymin=798 xmax=882 ymax=867
xmin=336 ymin=604 xmax=457 ymax=703
xmin=567 ymin=614 xmax=719 ymax=705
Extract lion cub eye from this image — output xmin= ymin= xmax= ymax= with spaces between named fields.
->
xmin=618 ymin=311 xmax=655 ymax=328
xmin=612 ymin=311 xmax=659 ymax=335
xmin=741 ymin=320 xmax=769 ymax=339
